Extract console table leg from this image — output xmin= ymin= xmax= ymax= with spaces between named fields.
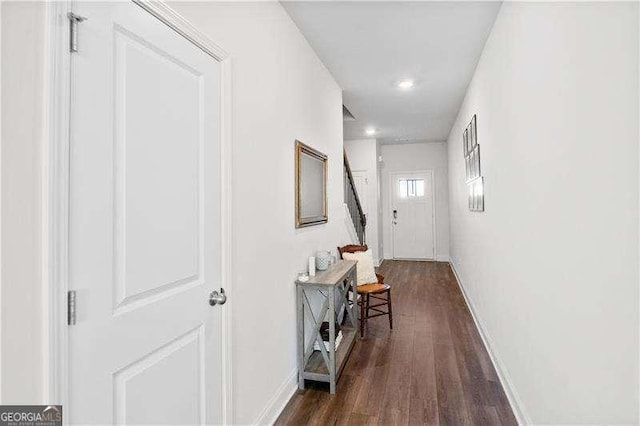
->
xmin=297 ymin=286 xmax=305 ymax=390
xmin=359 ymin=292 xmax=365 ymax=338
xmin=329 ymin=286 xmax=336 ymax=394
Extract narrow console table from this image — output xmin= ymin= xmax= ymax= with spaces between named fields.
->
xmin=296 ymin=259 xmax=358 ymax=394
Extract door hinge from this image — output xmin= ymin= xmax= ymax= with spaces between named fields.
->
xmin=67 ymin=290 xmax=77 ymax=325
xmin=67 ymin=12 xmax=87 ymax=53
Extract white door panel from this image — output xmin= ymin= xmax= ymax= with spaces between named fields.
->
xmin=69 ymin=2 xmax=222 ymax=424
xmin=391 ymin=171 xmax=435 ymax=260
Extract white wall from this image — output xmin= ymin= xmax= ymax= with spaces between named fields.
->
xmin=344 ymin=138 xmax=382 ymax=264
xmin=1 ymin=1 xmax=349 ymax=422
xmin=381 ymin=142 xmax=450 ymax=261
xmin=447 ymin=2 xmax=638 ymax=424
xmin=167 ymin=3 xmax=349 ymax=423
xmin=1 ymin=1 xmax=49 ymax=404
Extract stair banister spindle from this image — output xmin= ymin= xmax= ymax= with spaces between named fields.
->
xmin=343 ymin=149 xmax=367 ymax=245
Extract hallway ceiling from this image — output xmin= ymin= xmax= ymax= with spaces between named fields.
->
xmin=281 ymin=1 xmax=501 ymax=144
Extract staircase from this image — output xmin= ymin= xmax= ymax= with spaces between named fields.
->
xmin=343 ymin=150 xmax=366 ymax=244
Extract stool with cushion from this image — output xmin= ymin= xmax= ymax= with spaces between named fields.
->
xmin=338 ymin=245 xmax=393 ymax=338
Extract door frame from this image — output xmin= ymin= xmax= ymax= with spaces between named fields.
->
xmin=389 ymin=170 xmax=436 ymax=260
xmin=46 ymin=1 xmax=234 ymax=422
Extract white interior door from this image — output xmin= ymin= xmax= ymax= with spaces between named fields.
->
xmin=68 ymin=2 xmax=224 ymax=424
xmin=391 ymin=171 xmax=435 ymax=259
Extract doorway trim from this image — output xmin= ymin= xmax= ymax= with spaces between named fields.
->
xmin=47 ymin=1 xmax=234 ymax=422
xmin=389 ymin=170 xmax=437 ymax=260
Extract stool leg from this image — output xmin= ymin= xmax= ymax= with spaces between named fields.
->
xmin=366 ymin=294 xmax=371 ymax=320
xmin=387 ymin=289 xmax=393 ymax=330
xmin=359 ymin=295 xmax=365 ymax=338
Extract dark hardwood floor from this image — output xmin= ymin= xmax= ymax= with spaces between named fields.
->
xmin=276 ymin=260 xmax=517 ymax=426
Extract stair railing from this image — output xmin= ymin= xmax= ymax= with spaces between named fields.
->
xmin=343 ymin=149 xmax=366 ymax=245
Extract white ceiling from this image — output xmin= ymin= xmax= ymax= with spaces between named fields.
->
xmin=281 ymin=1 xmax=501 ymax=144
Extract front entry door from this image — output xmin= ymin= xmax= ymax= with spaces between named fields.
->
xmin=391 ymin=171 xmax=435 ymax=260
xmin=68 ymin=2 xmax=223 ymax=423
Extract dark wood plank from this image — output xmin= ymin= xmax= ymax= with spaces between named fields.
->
xmin=409 ymin=329 xmax=438 ymax=425
xmin=351 ymin=337 xmax=390 ymax=416
xmin=433 ymin=308 xmax=472 ymax=425
xmin=278 ymin=385 xmax=331 ymax=425
xmin=275 ymin=260 xmax=517 ymax=426
xmin=346 ymin=412 xmax=378 ymax=426
xmin=310 ymin=374 xmax=363 ymax=426
xmin=378 ymin=332 xmax=413 ymax=424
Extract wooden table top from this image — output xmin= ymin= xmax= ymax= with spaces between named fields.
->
xmin=296 ymin=259 xmax=357 ymax=286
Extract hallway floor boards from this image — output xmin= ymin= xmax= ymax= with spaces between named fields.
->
xmin=275 ymin=260 xmax=517 ymax=426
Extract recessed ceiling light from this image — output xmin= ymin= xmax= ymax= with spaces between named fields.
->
xmin=397 ymin=79 xmax=414 ymax=90
xmin=365 ymin=128 xmax=376 ymax=136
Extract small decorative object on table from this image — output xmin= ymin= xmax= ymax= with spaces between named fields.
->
xmin=308 ymin=256 xmax=316 ymax=276
xmin=298 ymin=272 xmax=309 ymax=282
xmin=316 ymin=250 xmax=331 ymax=271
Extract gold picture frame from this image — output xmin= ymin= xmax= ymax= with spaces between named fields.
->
xmin=295 ymin=140 xmax=328 ymax=228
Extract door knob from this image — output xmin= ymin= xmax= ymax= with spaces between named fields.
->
xmin=209 ymin=288 xmax=227 ymax=306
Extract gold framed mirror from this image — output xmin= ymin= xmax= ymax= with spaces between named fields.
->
xmin=295 ymin=140 xmax=328 ymax=228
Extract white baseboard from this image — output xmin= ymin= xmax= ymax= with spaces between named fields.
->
xmin=253 ymin=368 xmax=298 ymax=425
xmin=381 ymin=255 xmax=448 ymax=263
xmin=448 ymin=259 xmax=531 ymax=426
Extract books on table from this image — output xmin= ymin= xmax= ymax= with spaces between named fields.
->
xmin=313 ymin=321 xmax=343 ymax=352
xmin=313 ymin=331 xmax=343 ymax=352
